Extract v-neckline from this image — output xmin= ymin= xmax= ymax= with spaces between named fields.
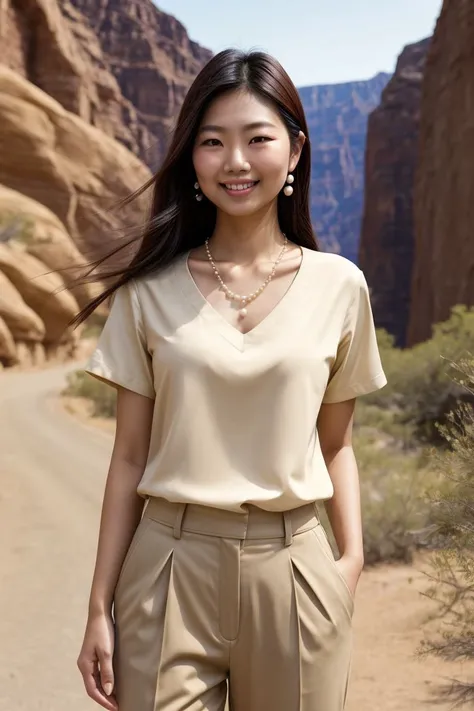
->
xmin=177 ymin=245 xmax=309 ymax=352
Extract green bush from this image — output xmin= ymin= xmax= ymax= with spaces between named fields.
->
xmin=416 ymin=357 xmax=474 ymax=706
xmin=353 ymin=404 xmax=437 ymax=564
xmin=348 ymin=309 xmax=474 ymax=562
xmin=64 ymin=370 xmax=116 ymax=418
xmin=357 ymin=443 xmax=435 ymax=564
xmin=368 ymin=306 xmax=474 ymax=444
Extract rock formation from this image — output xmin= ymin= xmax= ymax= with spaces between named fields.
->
xmin=0 ymin=65 xmax=152 ymax=256
xmin=1 ymin=0 xmax=141 ymax=150
xmin=0 ymin=66 xmax=150 ymax=365
xmin=300 ymin=72 xmax=391 ymax=261
xmin=0 ymin=0 xmax=212 ymax=168
xmin=65 ymin=0 xmax=213 ymax=167
xmin=0 ymin=271 xmax=45 ymax=366
xmin=0 ymin=242 xmax=79 ymax=346
xmin=0 ymin=185 xmax=93 ymax=367
xmin=0 ymin=187 xmax=100 ymax=309
xmin=358 ymin=39 xmax=431 ymax=347
xmin=0 ymin=0 xmax=211 ymax=368
xmin=407 ymin=0 xmax=474 ymax=345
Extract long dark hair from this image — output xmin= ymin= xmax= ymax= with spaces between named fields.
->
xmin=71 ymin=48 xmax=319 ymax=328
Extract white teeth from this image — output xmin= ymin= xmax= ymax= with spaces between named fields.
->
xmin=224 ymin=182 xmax=256 ymax=191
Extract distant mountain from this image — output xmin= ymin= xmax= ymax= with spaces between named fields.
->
xmin=299 ymin=73 xmax=391 ymax=261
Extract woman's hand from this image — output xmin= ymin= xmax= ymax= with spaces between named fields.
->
xmin=334 ymin=554 xmax=364 ymax=598
xmin=77 ymin=611 xmax=119 ymax=711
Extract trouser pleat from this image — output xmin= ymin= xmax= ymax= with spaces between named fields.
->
xmin=112 ymin=501 xmax=353 ymax=711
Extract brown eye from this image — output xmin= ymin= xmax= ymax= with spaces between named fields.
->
xmin=250 ymin=136 xmax=272 ymax=144
xmin=202 ymin=138 xmax=221 ymax=146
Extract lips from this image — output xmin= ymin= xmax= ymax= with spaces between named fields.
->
xmin=220 ymin=180 xmax=259 ymax=195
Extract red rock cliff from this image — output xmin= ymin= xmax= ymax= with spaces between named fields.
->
xmin=358 ymin=39 xmax=431 ymax=347
xmin=0 ymin=0 xmax=212 ymax=167
xmin=407 ymin=0 xmax=474 ymax=345
xmin=64 ymin=0 xmax=212 ymax=166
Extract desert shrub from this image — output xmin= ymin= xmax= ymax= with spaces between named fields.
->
xmin=0 ymin=211 xmax=35 ymax=244
xmin=81 ymin=310 xmax=108 ymax=339
xmin=354 ymin=399 xmax=417 ymax=451
xmin=64 ymin=370 xmax=116 ymax=418
xmin=317 ymin=401 xmax=438 ymax=565
xmin=349 ymin=309 xmax=474 ymax=563
xmin=415 ymin=357 xmax=474 ymax=706
xmin=368 ymin=306 xmax=474 ymax=444
xmin=354 ymin=407 xmax=436 ymax=564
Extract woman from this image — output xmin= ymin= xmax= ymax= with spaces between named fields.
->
xmin=75 ymin=48 xmax=387 ymax=711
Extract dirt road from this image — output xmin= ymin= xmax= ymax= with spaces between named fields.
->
xmin=0 ymin=363 xmax=110 ymax=711
xmin=0 ymin=363 xmax=466 ymax=711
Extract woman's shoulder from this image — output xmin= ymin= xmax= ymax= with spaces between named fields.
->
xmin=133 ymin=252 xmax=187 ymax=294
xmin=302 ymin=247 xmax=362 ymax=287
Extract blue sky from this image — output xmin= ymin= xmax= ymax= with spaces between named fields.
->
xmin=154 ymin=0 xmax=442 ymax=87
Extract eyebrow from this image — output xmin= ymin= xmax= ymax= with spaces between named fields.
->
xmin=198 ymin=121 xmax=277 ymax=134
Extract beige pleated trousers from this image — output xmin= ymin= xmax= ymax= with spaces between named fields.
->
xmin=113 ymin=497 xmax=354 ymax=711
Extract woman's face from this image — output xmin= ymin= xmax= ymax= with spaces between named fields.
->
xmin=192 ymin=89 xmax=304 ymax=216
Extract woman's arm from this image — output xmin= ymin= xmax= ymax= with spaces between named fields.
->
xmin=317 ymin=398 xmax=364 ymax=590
xmin=88 ymin=386 xmax=155 ymax=616
xmin=78 ymin=386 xmax=154 ymax=710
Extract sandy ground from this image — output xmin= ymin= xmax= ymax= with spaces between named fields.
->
xmin=0 ymin=362 xmax=470 ymax=711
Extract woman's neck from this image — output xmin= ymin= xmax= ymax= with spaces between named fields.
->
xmin=209 ymin=206 xmax=286 ymax=263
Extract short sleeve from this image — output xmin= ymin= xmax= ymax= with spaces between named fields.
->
xmin=84 ymin=280 xmax=155 ymax=399
xmin=322 ymin=269 xmax=387 ymax=404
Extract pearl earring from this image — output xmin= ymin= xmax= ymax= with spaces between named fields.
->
xmin=283 ymin=173 xmax=294 ymax=197
xmin=194 ymin=181 xmax=203 ymax=202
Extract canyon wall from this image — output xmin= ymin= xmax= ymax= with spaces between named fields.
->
xmin=407 ymin=0 xmax=474 ymax=345
xmin=358 ymin=39 xmax=431 ymax=346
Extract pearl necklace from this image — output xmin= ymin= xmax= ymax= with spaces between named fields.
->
xmin=204 ymin=235 xmax=288 ymax=318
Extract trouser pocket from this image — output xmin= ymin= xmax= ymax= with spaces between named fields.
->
xmin=114 ymin=516 xmax=152 ymax=596
xmin=312 ymin=524 xmax=355 ymax=617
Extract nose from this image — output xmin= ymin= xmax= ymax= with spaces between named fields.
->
xmin=224 ymin=146 xmax=251 ymax=174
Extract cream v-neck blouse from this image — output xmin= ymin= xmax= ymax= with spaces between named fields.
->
xmin=84 ymin=246 xmax=387 ymax=512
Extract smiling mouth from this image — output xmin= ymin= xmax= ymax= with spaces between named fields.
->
xmin=220 ymin=181 xmax=259 ymax=194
